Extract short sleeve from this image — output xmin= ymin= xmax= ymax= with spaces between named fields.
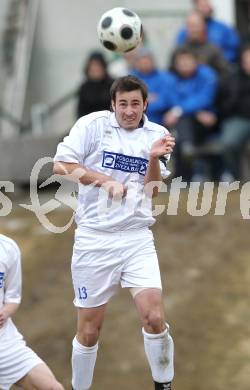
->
xmin=159 ymin=128 xmax=171 ymax=179
xmin=54 ymin=118 xmax=93 ymax=165
xmin=4 ymin=244 xmax=22 ymax=304
xmin=159 ymin=158 xmax=171 ymax=180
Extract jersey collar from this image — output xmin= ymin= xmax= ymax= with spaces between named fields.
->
xmin=110 ymin=112 xmax=150 ymax=130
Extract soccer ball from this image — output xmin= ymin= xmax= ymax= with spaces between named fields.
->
xmin=97 ymin=7 xmax=143 ymax=53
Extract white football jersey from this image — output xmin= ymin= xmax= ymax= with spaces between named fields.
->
xmin=54 ymin=111 xmax=170 ymax=231
xmin=0 ymin=234 xmax=22 ymax=342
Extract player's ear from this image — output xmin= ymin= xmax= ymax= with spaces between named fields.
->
xmin=111 ymin=100 xmax=115 ymax=112
xmin=143 ymin=100 xmax=148 ymax=113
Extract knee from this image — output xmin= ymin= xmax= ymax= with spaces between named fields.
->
xmin=77 ymin=325 xmax=100 ymax=347
xmin=52 ymin=382 xmax=64 ymax=390
xmin=143 ymin=310 xmax=165 ymax=334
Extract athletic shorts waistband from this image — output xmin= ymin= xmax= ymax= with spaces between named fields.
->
xmin=75 ymin=226 xmax=152 ymax=237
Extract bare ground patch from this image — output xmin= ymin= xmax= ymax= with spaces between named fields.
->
xmin=1 ymin=190 xmax=249 ymax=389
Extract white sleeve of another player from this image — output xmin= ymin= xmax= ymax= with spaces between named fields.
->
xmin=54 ymin=118 xmax=94 ymax=165
xmin=4 ymin=245 xmax=22 ymax=304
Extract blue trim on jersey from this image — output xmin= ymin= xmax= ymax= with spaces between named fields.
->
xmin=0 ymin=272 xmax=4 ymax=288
xmin=102 ymin=151 xmax=148 ymax=176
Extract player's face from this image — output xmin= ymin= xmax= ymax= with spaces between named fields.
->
xmin=112 ymin=90 xmax=147 ymax=130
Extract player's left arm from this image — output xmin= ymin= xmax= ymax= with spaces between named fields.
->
xmin=0 ymin=244 xmax=22 ymax=328
xmin=144 ymin=134 xmax=175 ymax=198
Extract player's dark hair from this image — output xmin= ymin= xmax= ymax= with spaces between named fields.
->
xmin=169 ymin=46 xmax=197 ymax=72
xmin=110 ymin=75 xmax=148 ymax=103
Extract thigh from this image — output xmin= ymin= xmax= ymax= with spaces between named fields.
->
xmin=120 ymin=230 xmax=162 ymax=290
xmin=71 ymin=229 xmax=122 ymax=308
xmin=221 ymin=117 xmax=250 ymax=148
xmin=15 ymin=363 xmax=58 ymax=390
xmin=0 ymin=339 xmax=43 ymax=390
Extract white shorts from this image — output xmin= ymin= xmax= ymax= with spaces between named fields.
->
xmin=0 ymin=337 xmax=43 ymax=390
xmin=71 ymin=227 xmax=162 ymax=308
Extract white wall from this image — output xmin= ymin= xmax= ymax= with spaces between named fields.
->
xmin=211 ymin=0 xmax=235 ymax=25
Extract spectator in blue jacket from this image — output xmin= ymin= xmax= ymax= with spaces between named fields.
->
xmin=176 ymin=0 xmax=240 ymax=63
xmin=131 ymin=48 xmax=174 ymax=125
xmin=175 ymin=11 xmax=231 ymax=78
xmin=163 ymin=47 xmax=219 ymax=181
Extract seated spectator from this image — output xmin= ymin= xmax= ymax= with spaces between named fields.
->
xmin=218 ymin=45 xmax=250 ymax=181
xmin=108 ymin=50 xmax=138 ymax=78
xmin=174 ymin=11 xmax=231 ymax=77
xmin=77 ymin=51 xmax=114 ymax=118
xmin=131 ymin=48 xmax=174 ymax=125
xmin=176 ymin=0 xmax=240 ymax=63
xmin=164 ymin=48 xmax=219 ymax=181
xmin=108 ymin=28 xmax=149 ymax=78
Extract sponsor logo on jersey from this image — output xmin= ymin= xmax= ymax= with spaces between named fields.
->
xmin=102 ymin=151 xmax=148 ymax=175
xmin=0 ymin=272 xmax=4 ymax=288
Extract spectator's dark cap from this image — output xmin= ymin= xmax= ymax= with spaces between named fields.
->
xmin=84 ymin=50 xmax=108 ymax=76
xmin=87 ymin=51 xmax=107 ymax=67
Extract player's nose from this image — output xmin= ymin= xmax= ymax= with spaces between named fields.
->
xmin=125 ymin=107 xmax=134 ymax=116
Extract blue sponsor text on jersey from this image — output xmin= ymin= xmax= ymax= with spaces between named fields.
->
xmin=0 ymin=272 xmax=4 ymax=288
xmin=102 ymin=151 xmax=148 ymax=176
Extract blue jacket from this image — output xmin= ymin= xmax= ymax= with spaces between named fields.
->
xmin=131 ymin=69 xmax=174 ymax=125
xmin=169 ymin=64 xmax=218 ymax=114
xmin=176 ymin=17 xmax=239 ymax=63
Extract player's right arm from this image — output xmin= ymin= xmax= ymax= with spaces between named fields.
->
xmin=53 ymin=161 xmax=111 ymax=186
xmin=54 ymin=116 xmax=127 ymax=199
xmin=53 ymin=161 xmax=126 ymax=199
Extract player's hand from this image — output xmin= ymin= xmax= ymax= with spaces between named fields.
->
xmin=102 ymin=180 xmax=127 ymax=200
xmin=150 ymin=135 xmax=175 ymax=159
xmin=0 ymin=309 xmax=8 ymax=328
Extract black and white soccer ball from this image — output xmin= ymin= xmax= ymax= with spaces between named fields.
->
xmin=97 ymin=7 xmax=143 ymax=53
